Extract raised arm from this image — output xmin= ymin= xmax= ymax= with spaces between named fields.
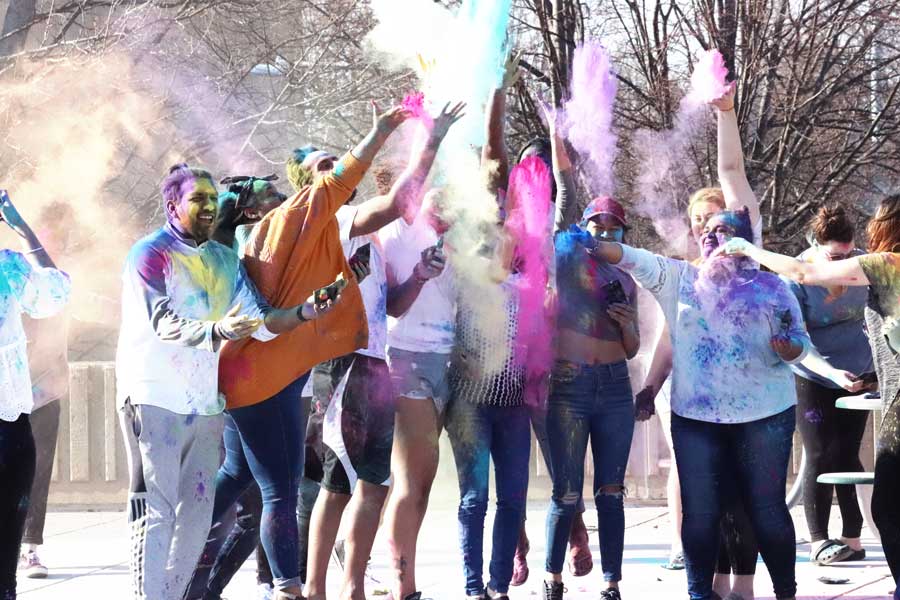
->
xmin=541 ymin=102 xmax=578 ymax=233
xmin=482 ymin=54 xmax=520 ymax=195
xmin=723 ymin=238 xmax=869 ymax=287
xmin=1 ymin=192 xmax=57 ymax=270
xmin=350 ymin=103 xmax=411 ymax=165
xmin=712 ymin=87 xmax=760 ymax=227
xmin=350 ymin=102 xmax=465 ymax=236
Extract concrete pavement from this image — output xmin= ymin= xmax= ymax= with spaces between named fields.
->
xmin=16 ymin=504 xmax=895 ymax=599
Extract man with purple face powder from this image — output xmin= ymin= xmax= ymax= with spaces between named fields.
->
xmin=116 ymin=165 xmax=329 ymax=600
xmin=588 ymin=207 xmax=809 ymax=600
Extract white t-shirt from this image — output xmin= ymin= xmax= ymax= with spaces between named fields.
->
xmin=379 ymin=215 xmax=456 ymax=354
xmin=336 ymin=205 xmax=387 ymax=360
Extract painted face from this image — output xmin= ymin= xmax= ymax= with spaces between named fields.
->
xmin=690 ymin=200 xmax=724 ymax=242
xmin=700 ymin=213 xmax=739 ymax=259
xmin=242 ymin=182 xmax=286 ymax=221
xmin=169 ymin=177 xmax=218 ymax=242
xmin=814 ymin=239 xmax=854 ymax=262
xmin=586 ymin=214 xmax=624 ymax=243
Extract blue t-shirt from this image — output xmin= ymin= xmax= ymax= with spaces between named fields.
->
xmin=786 ymin=248 xmax=874 ymax=388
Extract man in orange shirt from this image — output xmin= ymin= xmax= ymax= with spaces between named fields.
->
xmin=215 ymin=103 xmax=410 ymax=600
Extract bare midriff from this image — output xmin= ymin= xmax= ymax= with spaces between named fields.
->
xmin=556 ymin=327 xmax=628 ymax=365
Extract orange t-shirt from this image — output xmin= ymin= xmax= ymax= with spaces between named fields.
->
xmin=219 ymin=154 xmax=369 ymax=408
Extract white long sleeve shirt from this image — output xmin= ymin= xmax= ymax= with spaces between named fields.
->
xmin=115 ymin=224 xmax=276 ymax=416
xmin=0 ymin=250 xmax=70 ymax=422
xmin=618 ymin=245 xmax=810 ymax=424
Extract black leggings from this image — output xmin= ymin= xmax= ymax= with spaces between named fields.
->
xmin=795 ymin=376 xmax=869 ymax=542
xmin=0 ymin=415 xmax=36 ymax=599
xmin=873 ymin=396 xmax=900 ymax=587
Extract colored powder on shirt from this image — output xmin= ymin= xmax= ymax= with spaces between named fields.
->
xmin=561 ymin=41 xmax=618 ymax=196
xmin=505 ymin=156 xmax=552 ymax=383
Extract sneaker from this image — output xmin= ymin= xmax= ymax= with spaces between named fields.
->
xmin=256 ymin=583 xmax=274 ymax=600
xmin=542 ymin=581 xmax=564 ymax=600
xmin=599 ymin=590 xmax=622 ymax=600
xmin=19 ymin=550 xmax=48 ymax=579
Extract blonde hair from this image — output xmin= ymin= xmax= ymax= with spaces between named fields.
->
xmin=286 ymin=158 xmax=314 ymax=192
xmin=687 ymin=187 xmax=726 ymax=216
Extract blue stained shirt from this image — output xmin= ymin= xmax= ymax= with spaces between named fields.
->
xmin=619 ymin=245 xmax=811 ymax=424
xmin=0 ymin=250 xmax=70 ymax=422
xmin=115 ymin=223 xmax=277 ymax=416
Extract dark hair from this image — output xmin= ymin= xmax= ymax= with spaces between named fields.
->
xmin=161 ymin=163 xmax=214 ymax=205
xmin=810 ymin=205 xmax=854 ymax=244
xmin=516 ymin=137 xmax=551 ymax=164
xmin=867 ymin=194 xmax=900 ymax=253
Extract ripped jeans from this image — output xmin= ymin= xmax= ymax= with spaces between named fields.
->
xmin=544 ymin=360 xmax=635 ymax=581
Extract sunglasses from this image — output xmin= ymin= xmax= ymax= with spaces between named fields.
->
xmin=220 ymin=174 xmax=281 ymax=210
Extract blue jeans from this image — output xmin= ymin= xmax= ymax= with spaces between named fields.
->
xmin=446 ymin=399 xmax=531 ymax=596
xmin=544 ymin=360 xmax=635 ymax=581
xmin=672 ymin=407 xmax=797 ymax=600
xmin=208 ymin=374 xmax=309 ymax=591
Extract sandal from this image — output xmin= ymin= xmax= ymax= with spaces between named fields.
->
xmin=660 ymin=551 xmax=685 ymax=570
xmin=839 ymin=548 xmax=867 ymax=562
xmin=811 ymin=539 xmax=854 ymax=565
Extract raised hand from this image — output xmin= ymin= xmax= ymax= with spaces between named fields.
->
xmin=0 ymin=191 xmax=29 ymax=238
xmin=372 ymin=102 xmax=412 ymax=136
xmin=429 ymin=101 xmax=467 ymax=142
xmin=501 ymin=51 xmax=522 ymax=89
xmin=710 ymin=81 xmax=736 ymax=111
xmin=538 ymin=97 xmax=559 ymax=135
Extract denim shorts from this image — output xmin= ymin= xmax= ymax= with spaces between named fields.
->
xmin=386 ymin=346 xmax=451 ymax=415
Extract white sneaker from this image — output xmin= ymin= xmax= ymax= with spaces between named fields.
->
xmin=256 ymin=583 xmax=274 ymax=600
xmin=19 ymin=550 xmax=49 ymax=579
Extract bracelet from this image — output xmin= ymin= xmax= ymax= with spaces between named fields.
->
xmin=718 ymin=104 xmax=735 ymax=112
xmin=296 ymin=304 xmax=310 ymax=323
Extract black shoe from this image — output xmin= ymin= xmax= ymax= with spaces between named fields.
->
xmin=543 ymin=581 xmax=564 ymax=600
xmin=599 ymin=589 xmax=622 ymax=600
xmin=403 ymin=593 xmax=423 ymax=600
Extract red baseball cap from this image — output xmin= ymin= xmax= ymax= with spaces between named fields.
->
xmin=582 ymin=196 xmax=627 ymax=227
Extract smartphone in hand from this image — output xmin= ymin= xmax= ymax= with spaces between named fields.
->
xmin=349 ymin=243 xmax=371 ymax=271
xmin=605 ymin=280 xmax=627 ymax=305
xmin=314 ymin=273 xmax=347 ymax=308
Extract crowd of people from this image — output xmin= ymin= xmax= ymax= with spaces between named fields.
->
xmin=1 ymin=52 xmax=899 ymax=600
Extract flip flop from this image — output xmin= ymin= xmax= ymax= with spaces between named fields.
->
xmin=811 ymin=539 xmax=854 ymax=565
